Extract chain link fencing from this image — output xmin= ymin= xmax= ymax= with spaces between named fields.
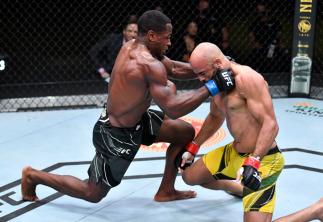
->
xmin=0 ymin=0 xmax=322 ymax=112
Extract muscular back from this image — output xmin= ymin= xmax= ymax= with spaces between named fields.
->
xmin=107 ymin=40 xmax=167 ymax=127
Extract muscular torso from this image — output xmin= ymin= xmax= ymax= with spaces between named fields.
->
xmin=212 ymin=64 xmax=276 ymax=153
xmin=107 ymin=40 xmax=156 ymax=127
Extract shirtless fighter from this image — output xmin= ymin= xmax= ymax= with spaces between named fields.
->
xmin=21 ymin=11 xmax=234 ymax=203
xmin=179 ymin=42 xmax=284 ymax=221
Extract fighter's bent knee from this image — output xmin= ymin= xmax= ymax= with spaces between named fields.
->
xmin=84 ymin=191 xmax=106 ymax=203
xmin=83 ymin=186 xmax=108 ymax=203
xmin=181 ymin=170 xmax=197 ymax=186
xmin=180 ymin=122 xmax=195 ymax=141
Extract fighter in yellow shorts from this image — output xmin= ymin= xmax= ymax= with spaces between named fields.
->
xmin=177 ymin=42 xmax=283 ymax=221
xmin=203 ymin=142 xmax=284 ymax=213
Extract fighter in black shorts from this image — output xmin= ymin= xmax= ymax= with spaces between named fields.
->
xmin=89 ymin=109 xmax=164 ymax=188
xmin=21 ymin=10 xmax=233 ymax=203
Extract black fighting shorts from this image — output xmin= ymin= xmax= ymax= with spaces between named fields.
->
xmin=88 ymin=108 xmax=164 ymax=188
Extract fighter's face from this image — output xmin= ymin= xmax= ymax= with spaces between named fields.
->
xmin=149 ymin=23 xmax=172 ymax=57
xmin=191 ymin=60 xmax=216 ymax=82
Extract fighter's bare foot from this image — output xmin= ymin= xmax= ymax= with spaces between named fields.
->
xmin=21 ymin=166 xmax=39 ymax=201
xmin=154 ymin=190 xmax=197 ymax=202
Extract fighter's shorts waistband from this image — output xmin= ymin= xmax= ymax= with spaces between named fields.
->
xmin=98 ymin=109 xmax=142 ymax=132
xmin=266 ymin=145 xmax=280 ymax=155
xmin=238 ymin=145 xmax=280 ymax=156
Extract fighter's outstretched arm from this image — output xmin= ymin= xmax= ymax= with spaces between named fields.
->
xmin=193 ymin=100 xmax=225 ymax=146
xmin=161 ymin=56 xmax=197 ymax=79
xmin=147 ymin=60 xmax=209 ymax=119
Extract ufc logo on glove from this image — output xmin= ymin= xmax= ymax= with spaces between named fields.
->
xmin=221 ymin=71 xmax=234 ymax=87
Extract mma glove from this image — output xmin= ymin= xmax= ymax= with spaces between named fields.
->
xmin=175 ymin=141 xmax=200 ymax=170
xmin=204 ymin=69 xmax=235 ymax=96
xmin=239 ymin=156 xmax=262 ymax=191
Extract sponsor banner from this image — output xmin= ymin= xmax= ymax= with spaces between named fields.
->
xmin=290 ymin=0 xmax=318 ymax=96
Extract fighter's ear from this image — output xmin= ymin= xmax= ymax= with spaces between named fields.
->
xmin=213 ymin=58 xmax=222 ymax=69
xmin=147 ymin=30 xmax=157 ymax=42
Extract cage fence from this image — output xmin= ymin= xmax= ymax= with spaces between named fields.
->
xmin=1 ymin=0 xmax=322 ymax=112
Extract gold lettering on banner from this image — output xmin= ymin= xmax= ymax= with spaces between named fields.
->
xmin=300 ymin=0 xmax=312 ymax=13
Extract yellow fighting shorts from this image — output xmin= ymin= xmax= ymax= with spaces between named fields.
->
xmin=203 ymin=143 xmax=284 ymax=213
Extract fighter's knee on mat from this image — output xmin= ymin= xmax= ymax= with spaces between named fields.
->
xmin=83 ymin=183 xmax=108 ymax=203
xmin=84 ymin=189 xmax=107 ymax=203
xmin=181 ymin=169 xmax=199 ymax=186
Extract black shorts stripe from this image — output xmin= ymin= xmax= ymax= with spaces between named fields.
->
xmin=250 ymin=185 xmax=276 ymax=211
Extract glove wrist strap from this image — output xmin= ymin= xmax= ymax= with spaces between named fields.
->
xmin=186 ymin=141 xmax=200 ymax=155
xmin=243 ymin=156 xmax=261 ymax=169
xmin=205 ymin=80 xmax=219 ymax=96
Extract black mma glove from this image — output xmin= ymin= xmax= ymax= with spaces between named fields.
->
xmin=238 ymin=156 xmax=262 ymax=191
xmin=204 ymin=69 xmax=235 ymax=96
xmin=175 ymin=142 xmax=200 ymax=170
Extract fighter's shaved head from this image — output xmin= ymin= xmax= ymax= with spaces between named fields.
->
xmin=190 ymin=42 xmax=225 ymax=70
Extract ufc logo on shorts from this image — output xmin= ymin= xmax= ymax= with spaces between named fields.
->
xmin=253 ymin=172 xmax=262 ymax=182
xmin=120 ymin=149 xmax=131 ymax=155
xmin=222 ymin=71 xmax=234 ymax=86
